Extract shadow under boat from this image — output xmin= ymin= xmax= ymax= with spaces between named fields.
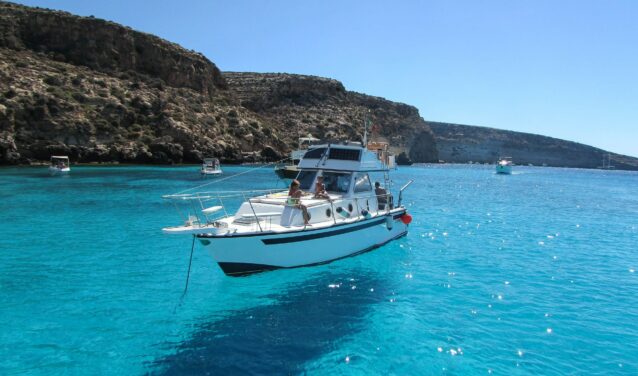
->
xmin=148 ymin=268 xmax=393 ymax=375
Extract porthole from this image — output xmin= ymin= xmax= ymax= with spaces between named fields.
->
xmin=326 ymin=208 xmax=332 ymax=217
xmin=348 ymin=203 xmax=353 ymax=212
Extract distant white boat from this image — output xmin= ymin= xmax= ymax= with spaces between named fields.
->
xmin=49 ymin=155 xmax=70 ymax=175
xmin=201 ymin=157 xmax=223 ymax=176
xmin=496 ymin=157 xmax=513 ymax=174
xmin=274 ymin=134 xmax=320 ymax=179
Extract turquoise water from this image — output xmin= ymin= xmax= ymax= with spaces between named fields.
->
xmin=1 ymin=165 xmax=637 ymax=375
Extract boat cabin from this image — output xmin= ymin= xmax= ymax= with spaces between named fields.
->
xmin=203 ymin=158 xmax=220 ymax=168
xmin=201 ymin=157 xmax=222 ymax=175
xmin=291 ymin=134 xmax=320 ymax=162
xmin=50 ymin=155 xmax=69 ymax=168
xmin=230 ymin=143 xmax=393 ymax=229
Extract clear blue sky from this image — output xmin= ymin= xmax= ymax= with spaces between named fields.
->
xmin=13 ymin=0 xmax=638 ymax=157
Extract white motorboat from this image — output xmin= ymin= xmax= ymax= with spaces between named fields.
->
xmin=49 ymin=155 xmax=70 ymax=174
xmin=496 ymin=157 xmax=513 ymax=174
xmin=201 ymin=157 xmax=223 ymax=176
xmin=163 ymin=142 xmax=413 ymax=276
xmin=274 ymin=134 xmax=320 ymax=179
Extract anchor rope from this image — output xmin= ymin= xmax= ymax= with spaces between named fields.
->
xmin=174 ymin=235 xmax=197 ymax=311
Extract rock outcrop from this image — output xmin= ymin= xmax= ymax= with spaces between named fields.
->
xmin=1 ymin=1 xmax=636 ymax=170
xmin=224 ymin=72 xmax=439 ymax=162
xmin=0 ymin=2 xmax=225 ymax=96
xmin=0 ymin=1 xmax=437 ymax=165
xmin=0 ymin=1 xmax=290 ymax=164
xmin=429 ymin=121 xmax=638 ymax=170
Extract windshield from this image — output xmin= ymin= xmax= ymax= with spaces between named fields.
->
xmin=353 ymin=172 xmax=372 ymax=193
xmin=322 ymin=171 xmax=352 ymax=193
xmin=295 ymin=170 xmax=317 ymax=190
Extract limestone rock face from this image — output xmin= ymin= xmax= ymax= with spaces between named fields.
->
xmin=429 ymin=122 xmax=638 ymax=170
xmin=2 ymin=1 xmax=635 ymax=169
xmin=0 ymin=1 xmax=225 ymax=96
xmin=224 ymin=72 xmax=439 ymax=162
xmin=0 ymin=1 xmax=439 ymax=165
xmin=408 ymin=130 xmax=438 ymax=163
xmin=0 ymin=2 xmax=286 ymax=165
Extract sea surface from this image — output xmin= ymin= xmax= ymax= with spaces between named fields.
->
xmin=1 ymin=164 xmax=637 ymax=375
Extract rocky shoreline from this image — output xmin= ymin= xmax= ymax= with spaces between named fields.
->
xmin=1 ymin=1 xmax=637 ymax=170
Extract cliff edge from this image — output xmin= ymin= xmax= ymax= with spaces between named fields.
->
xmin=0 ymin=1 xmax=436 ymax=165
xmin=429 ymin=122 xmax=638 ymax=170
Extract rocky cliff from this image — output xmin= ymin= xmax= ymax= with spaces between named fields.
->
xmin=224 ymin=72 xmax=438 ymax=162
xmin=1 ymin=1 xmax=636 ymax=170
xmin=0 ymin=1 xmax=436 ymax=165
xmin=429 ymin=121 xmax=638 ymax=170
xmin=0 ymin=1 xmax=288 ymax=164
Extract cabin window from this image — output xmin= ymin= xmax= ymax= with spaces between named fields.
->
xmin=304 ymin=148 xmax=327 ymax=159
xmin=353 ymin=172 xmax=372 ymax=193
xmin=322 ymin=171 xmax=352 ymax=193
xmin=296 ymin=170 xmax=317 ymax=190
xmin=328 ymin=148 xmax=361 ymax=161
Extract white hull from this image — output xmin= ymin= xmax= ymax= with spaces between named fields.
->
xmin=49 ymin=166 xmax=70 ymax=174
xmin=495 ymin=165 xmax=511 ymax=174
xmin=201 ymin=169 xmax=223 ymax=176
xmin=198 ymin=209 xmax=408 ymax=276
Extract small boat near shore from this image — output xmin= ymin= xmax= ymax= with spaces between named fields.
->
xmin=274 ymin=134 xmax=319 ymax=179
xmin=164 ymin=141 xmax=413 ymax=276
xmin=201 ymin=157 xmax=223 ymax=176
xmin=49 ymin=155 xmax=70 ymax=175
xmin=496 ymin=157 xmax=513 ymax=174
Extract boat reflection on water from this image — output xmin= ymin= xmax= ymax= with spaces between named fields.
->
xmin=149 ymin=268 xmax=393 ymax=374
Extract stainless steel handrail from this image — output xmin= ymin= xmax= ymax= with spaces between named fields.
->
xmin=397 ymin=180 xmax=414 ymax=207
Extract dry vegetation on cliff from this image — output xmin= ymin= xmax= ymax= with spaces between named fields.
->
xmin=1 ymin=1 xmax=636 ymax=170
xmin=0 ymin=1 xmax=437 ymax=165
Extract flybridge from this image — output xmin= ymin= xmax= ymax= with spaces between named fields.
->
xmin=298 ymin=143 xmax=389 ymax=172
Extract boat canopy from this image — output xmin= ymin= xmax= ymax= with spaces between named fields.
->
xmin=297 ymin=143 xmax=388 ymax=172
xmin=50 ymin=156 xmax=69 ymax=161
xmin=299 ymin=134 xmax=320 ymax=145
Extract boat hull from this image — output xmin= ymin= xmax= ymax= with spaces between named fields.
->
xmin=274 ymin=165 xmax=299 ymax=179
xmin=197 ymin=210 xmax=409 ymax=276
xmin=495 ymin=165 xmax=512 ymax=174
xmin=49 ymin=166 xmax=70 ymax=174
xmin=201 ymin=170 xmax=223 ymax=176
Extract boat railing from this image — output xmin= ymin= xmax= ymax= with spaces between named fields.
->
xmin=397 ymin=180 xmax=414 ymax=207
xmin=163 ymin=188 xmax=286 ymax=229
xmin=164 ymin=185 xmax=408 ymax=233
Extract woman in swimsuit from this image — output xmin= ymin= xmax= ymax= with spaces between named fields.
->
xmin=288 ymin=179 xmax=310 ymax=225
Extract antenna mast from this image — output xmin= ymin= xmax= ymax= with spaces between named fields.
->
xmin=363 ymin=110 xmax=369 ymax=146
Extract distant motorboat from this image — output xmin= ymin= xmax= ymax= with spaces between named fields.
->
xmin=275 ymin=134 xmax=320 ymax=179
xmin=274 ymin=164 xmax=300 ymax=179
xmin=496 ymin=157 xmax=513 ymax=174
xmin=201 ymin=158 xmax=223 ymax=176
xmin=49 ymin=155 xmax=70 ymax=175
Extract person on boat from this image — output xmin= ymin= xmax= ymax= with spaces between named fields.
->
xmin=288 ymin=179 xmax=310 ymax=225
xmin=313 ymin=176 xmax=330 ymax=200
xmin=375 ymin=182 xmax=388 ymax=210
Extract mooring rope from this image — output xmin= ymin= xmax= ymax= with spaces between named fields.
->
xmin=174 ymin=235 xmax=196 ymax=312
